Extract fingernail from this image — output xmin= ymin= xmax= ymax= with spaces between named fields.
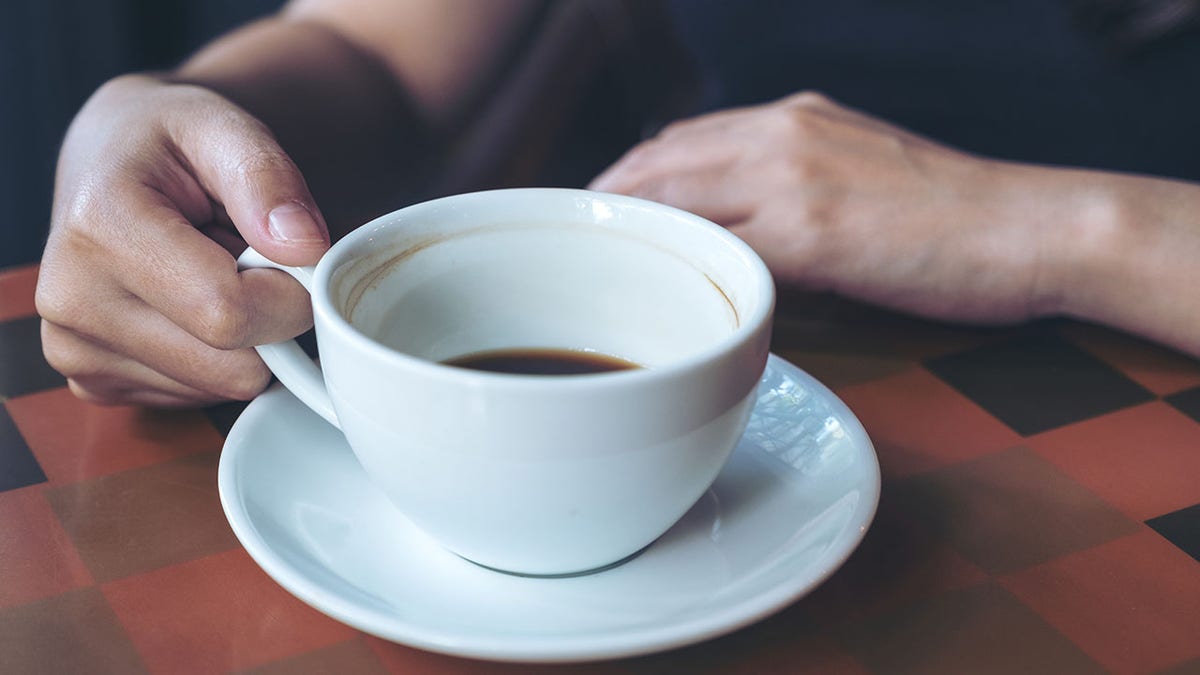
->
xmin=267 ymin=203 xmax=325 ymax=243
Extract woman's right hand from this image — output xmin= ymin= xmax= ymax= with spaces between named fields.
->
xmin=37 ymin=74 xmax=331 ymax=407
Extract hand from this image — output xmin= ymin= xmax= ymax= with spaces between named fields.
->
xmin=37 ymin=74 xmax=330 ymax=406
xmin=590 ymin=92 xmax=1072 ymax=325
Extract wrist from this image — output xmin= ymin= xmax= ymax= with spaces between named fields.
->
xmin=981 ymin=161 xmax=1122 ymax=320
xmin=1054 ymin=171 xmax=1200 ymax=356
xmin=1042 ymin=171 xmax=1129 ymax=322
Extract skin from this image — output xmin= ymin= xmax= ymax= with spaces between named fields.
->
xmin=37 ymin=1 xmax=1200 ymax=407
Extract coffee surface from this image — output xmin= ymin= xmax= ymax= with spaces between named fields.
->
xmin=444 ymin=349 xmax=640 ymax=375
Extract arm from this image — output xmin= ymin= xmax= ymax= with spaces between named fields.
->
xmin=1054 ymin=171 xmax=1200 ymax=357
xmin=590 ymin=92 xmax=1200 ymax=357
xmin=172 ymin=0 xmax=543 ymax=231
xmin=37 ymin=0 xmax=541 ymax=406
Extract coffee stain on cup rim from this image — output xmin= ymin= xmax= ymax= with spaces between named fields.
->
xmin=342 ymin=236 xmax=447 ymax=323
xmin=338 ymin=225 xmax=743 ymax=329
xmin=705 ymin=274 xmax=739 ymax=328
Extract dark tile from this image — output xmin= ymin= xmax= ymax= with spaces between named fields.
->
xmin=891 ymin=447 xmax=1140 ymax=574
xmin=1147 ymin=503 xmax=1200 ymax=563
xmin=925 ymin=330 xmax=1155 ymax=436
xmin=0 ymin=588 xmax=148 ymax=674
xmin=837 ymin=583 xmax=1105 ymax=675
xmin=44 ymin=453 xmax=239 ymax=582
xmin=1166 ymin=386 xmax=1200 ymax=424
xmin=0 ymin=316 xmax=66 ymax=398
xmin=0 ymin=402 xmax=46 ymax=492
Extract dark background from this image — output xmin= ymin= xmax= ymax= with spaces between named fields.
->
xmin=1 ymin=0 xmax=283 ymax=269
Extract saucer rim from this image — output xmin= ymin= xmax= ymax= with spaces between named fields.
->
xmin=218 ymin=354 xmax=880 ymax=662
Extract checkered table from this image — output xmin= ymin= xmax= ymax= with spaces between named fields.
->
xmin=3 ymin=262 xmax=1199 ymax=674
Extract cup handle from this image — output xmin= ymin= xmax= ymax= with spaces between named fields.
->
xmin=237 ymin=247 xmax=340 ymax=429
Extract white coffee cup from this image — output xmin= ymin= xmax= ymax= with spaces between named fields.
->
xmin=238 ymin=188 xmax=774 ymax=576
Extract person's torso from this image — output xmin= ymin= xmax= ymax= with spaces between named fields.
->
xmin=665 ymin=0 xmax=1200 ymax=179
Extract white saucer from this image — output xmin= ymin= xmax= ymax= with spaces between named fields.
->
xmin=218 ymin=354 xmax=879 ymax=663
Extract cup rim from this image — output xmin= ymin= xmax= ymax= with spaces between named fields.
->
xmin=309 ymin=188 xmax=775 ymax=388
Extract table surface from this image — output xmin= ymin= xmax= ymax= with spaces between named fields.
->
xmin=3 ymin=262 xmax=1200 ymax=675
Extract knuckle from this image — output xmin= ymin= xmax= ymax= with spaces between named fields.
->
xmin=656 ymin=118 xmax=693 ymax=139
xmin=40 ymin=323 xmax=84 ymax=377
xmin=56 ymin=182 xmax=101 ymax=232
xmin=776 ymin=106 xmax=821 ymax=144
xmin=34 ymin=278 xmax=71 ymax=325
xmin=788 ymin=90 xmax=832 ymax=108
xmin=227 ymin=143 xmax=293 ymax=185
xmin=797 ymin=194 xmax=839 ymax=229
xmin=623 ymin=139 xmax=661 ymax=167
xmin=52 ymin=180 xmax=116 ymax=248
xmin=35 ymin=257 xmax=106 ymax=329
xmin=191 ymin=285 xmax=252 ymax=350
xmin=773 ymin=153 xmax=820 ymax=187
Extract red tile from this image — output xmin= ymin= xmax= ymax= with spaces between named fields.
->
xmin=7 ymin=387 xmax=223 ymax=484
xmin=1000 ymin=530 xmax=1200 ymax=675
xmin=0 ymin=486 xmax=92 ymax=608
xmin=1061 ymin=323 xmax=1200 ymax=397
xmin=103 ymin=548 xmax=357 ymax=675
xmin=1029 ymin=402 xmax=1200 ymax=521
xmin=835 ymin=368 xmax=1022 ymax=478
xmin=0 ymin=264 xmax=38 ymax=322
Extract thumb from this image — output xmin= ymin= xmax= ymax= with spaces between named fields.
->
xmin=174 ymin=101 xmax=330 ymax=267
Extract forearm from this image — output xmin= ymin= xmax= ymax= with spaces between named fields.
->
xmin=171 ymin=16 xmax=433 ymax=235
xmin=999 ymin=159 xmax=1200 ymax=356
xmin=1053 ymin=171 xmax=1200 ymax=357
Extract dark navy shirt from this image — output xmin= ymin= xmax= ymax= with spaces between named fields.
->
xmin=665 ymin=0 xmax=1200 ymax=180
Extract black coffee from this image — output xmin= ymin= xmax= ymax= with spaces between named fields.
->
xmin=444 ymin=348 xmax=641 ymax=375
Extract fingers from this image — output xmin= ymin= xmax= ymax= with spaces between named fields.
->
xmin=599 ymin=164 xmax=757 ymax=227
xmin=41 ymin=320 xmax=261 ymax=407
xmin=166 ymin=93 xmax=330 ymax=266
xmin=98 ymin=189 xmax=315 ymax=350
xmin=39 ymin=276 xmax=277 ymax=400
xmin=40 ymin=77 xmax=327 ymax=408
xmin=590 ymin=118 xmax=764 ymax=226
